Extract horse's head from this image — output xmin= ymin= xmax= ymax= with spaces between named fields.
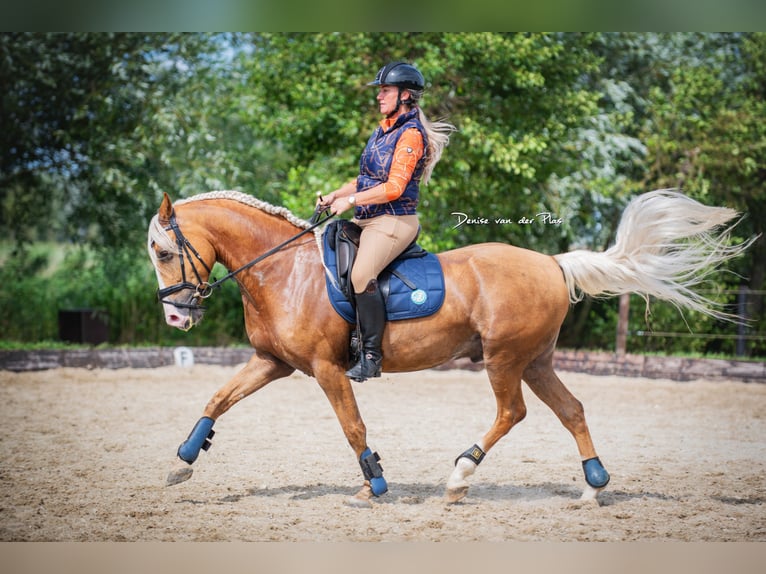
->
xmin=147 ymin=193 xmax=216 ymax=331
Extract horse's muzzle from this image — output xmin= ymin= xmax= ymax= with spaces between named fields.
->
xmin=157 ymin=288 xmax=206 ymax=331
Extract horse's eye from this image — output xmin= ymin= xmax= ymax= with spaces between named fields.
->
xmin=157 ymin=250 xmax=171 ymax=261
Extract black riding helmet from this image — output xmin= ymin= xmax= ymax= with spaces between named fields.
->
xmin=368 ymin=61 xmax=425 ymax=117
xmin=367 ymin=61 xmax=425 ymax=91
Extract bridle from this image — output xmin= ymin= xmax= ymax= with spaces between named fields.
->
xmin=155 ymin=211 xmax=216 ymax=310
xmin=155 ymin=206 xmax=334 ymax=311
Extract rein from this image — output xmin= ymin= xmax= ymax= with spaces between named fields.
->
xmin=157 ymin=205 xmax=334 ymax=310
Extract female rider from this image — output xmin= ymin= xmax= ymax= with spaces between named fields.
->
xmin=320 ymin=61 xmax=455 ymax=382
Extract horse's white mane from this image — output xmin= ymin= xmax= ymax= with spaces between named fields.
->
xmin=147 ymin=190 xmax=325 ymax=260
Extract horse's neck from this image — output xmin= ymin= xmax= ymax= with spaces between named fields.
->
xmin=193 ymin=201 xmax=315 ymax=274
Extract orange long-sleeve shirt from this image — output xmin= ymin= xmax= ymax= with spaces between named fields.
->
xmin=378 ymin=123 xmax=425 ymax=201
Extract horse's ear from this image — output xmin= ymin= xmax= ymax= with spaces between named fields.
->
xmin=159 ymin=192 xmax=174 ymax=223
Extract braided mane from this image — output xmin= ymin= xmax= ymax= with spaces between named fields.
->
xmin=177 ymin=190 xmax=313 ymax=230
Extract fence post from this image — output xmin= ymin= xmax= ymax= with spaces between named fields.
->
xmin=616 ymin=293 xmax=629 ymax=356
xmin=737 ymin=285 xmax=747 ymax=357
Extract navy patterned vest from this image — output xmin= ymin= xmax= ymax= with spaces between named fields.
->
xmin=355 ymin=109 xmax=428 ymax=219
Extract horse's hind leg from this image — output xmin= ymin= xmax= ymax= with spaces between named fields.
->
xmin=522 ymin=353 xmax=610 ymax=503
xmin=446 ymin=362 xmax=527 ymax=503
xmin=166 ymin=351 xmax=294 ymax=486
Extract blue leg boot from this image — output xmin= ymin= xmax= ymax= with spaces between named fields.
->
xmin=359 ymin=448 xmax=388 ymax=496
xmin=582 ymin=456 xmax=610 ymax=488
xmin=177 ymin=416 xmax=216 ymax=464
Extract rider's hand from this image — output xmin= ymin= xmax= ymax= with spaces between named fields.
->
xmin=330 ymin=196 xmax=354 ymax=215
xmin=317 ymin=192 xmax=336 ymax=207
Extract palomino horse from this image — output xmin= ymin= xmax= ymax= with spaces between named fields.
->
xmin=148 ymin=189 xmax=749 ymax=506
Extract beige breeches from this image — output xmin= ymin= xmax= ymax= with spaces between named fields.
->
xmin=351 ymin=214 xmax=420 ymax=294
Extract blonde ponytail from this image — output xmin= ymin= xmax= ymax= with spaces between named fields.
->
xmin=417 ymin=107 xmax=456 ymax=185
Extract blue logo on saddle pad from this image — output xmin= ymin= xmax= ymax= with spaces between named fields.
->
xmin=322 ymin=228 xmax=445 ymax=323
xmin=411 ymin=289 xmax=427 ymax=305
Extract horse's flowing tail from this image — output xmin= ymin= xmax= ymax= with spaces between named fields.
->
xmin=554 ymin=189 xmax=755 ymax=321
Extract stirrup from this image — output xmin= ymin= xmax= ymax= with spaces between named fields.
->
xmin=345 ymin=352 xmax=382 ymax=382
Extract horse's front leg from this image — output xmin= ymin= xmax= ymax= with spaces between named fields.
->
xmin=313 ymin=360 xmax=387 ymax=508
xmin=166 ymin=352 xmax=294 ymax=486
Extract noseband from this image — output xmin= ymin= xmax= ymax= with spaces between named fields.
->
xmin=155 ymin=206 xmax=334 ymax=311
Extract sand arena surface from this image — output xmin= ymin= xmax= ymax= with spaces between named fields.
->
xmin=0 ymin=365 xmax=764 ymax=541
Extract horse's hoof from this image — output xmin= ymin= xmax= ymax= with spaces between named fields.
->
xmin=580 ymin=484 xmax=604 ymax=504
xmin=445 ymin=485 xmax=469 ymax=504
xmin=166 ymin=462 xmax=193 ymax=486
xmin=344 ymin=495 xmax=373 ymax=509
xmin=344 ymin=484 xmax=374 ymax=508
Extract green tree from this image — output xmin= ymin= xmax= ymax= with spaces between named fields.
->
xmin=1 ymin=33 xmax=254 ymax=345
xmin=1 ymin=33 xmax=271 ymax=249
xmin=237 ymin=32 xmax=603 ymax=253
xmin=643 ymin=32 xmax=766 ymax=356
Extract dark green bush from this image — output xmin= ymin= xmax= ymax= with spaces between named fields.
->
xmin=2 ymin=242 xmax=763 ymax=357
xmin=1 ymin=244 xmax=248 ymax=347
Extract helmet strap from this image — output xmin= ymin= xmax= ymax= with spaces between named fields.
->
xmin=387 ymin=87 xmax=413 ymax=119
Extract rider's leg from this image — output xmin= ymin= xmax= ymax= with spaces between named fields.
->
xmin=347 ymin=214 xmax=419 ymax=382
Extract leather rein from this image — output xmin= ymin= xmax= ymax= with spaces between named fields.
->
xmin=156 ymin=206 xmax=334 ymax=310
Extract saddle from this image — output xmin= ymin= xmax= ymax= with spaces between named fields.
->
xmin=322 ymin=219 xmax=446 ymax=324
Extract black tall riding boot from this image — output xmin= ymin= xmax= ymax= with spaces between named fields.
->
xmin=345 ymin=279 xmax=385 ymax=382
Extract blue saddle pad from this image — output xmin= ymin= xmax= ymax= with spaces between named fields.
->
xmin=322 ymin=227 xmax=445 ymax=323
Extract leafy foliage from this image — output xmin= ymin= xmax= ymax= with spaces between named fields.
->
xmin=1 ymin=33 xmax=763 ymax=356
